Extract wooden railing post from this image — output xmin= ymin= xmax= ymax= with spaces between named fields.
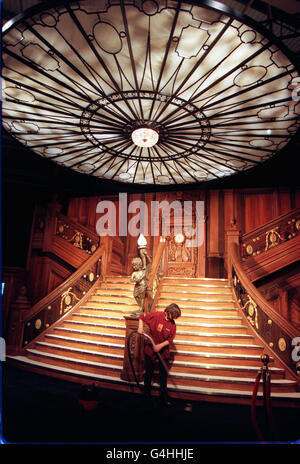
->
xmin=120 ymin=316 xmax=145 ymax=383
xmin=144 ymin=237 xmax=167 ymax=313
xmin=225 ymin=228 xmax=240 ymax=281
xmin=100 ymin=235 xmax=112 ymax=278
xmin=42 ymin=197 xmax=62 ymax=253
xmin=6 ymin=285 xmax=31 ymax=355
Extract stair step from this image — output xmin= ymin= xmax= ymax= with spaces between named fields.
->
xmin=60 ymin=323 xmax=125 ymax=341
xmin=160 ymin=285 xmax=232 ymax=298
xmin=179 ymin=308 xmax=239 ymax=317
xmin=80 ymin=306 xmax=137 ymax=316
xmin=85 ymin=300 xmax=137 ymax=309
xmin=94 ymin=289 xmax=135 ymax=297
xmin=177 ymin=321 xmax=249 ymax=334
xmin=102 ymin=278 xmax=133 ymax=285
xmin=179 ymin=314 xmax=243 ymax=325
xmin=26 ymin=347 xmax=123 ymax=377
xmin=167 ymin=371 xmax=297 ymax=393
xmin=171 ymin=360 xmax=285 ymax=379
xmin=159 ymin=291 xmax=234 ymax=302
xmin=44 ymin=334 xmax=125 ymax=355
xmin=38 ymin=340 xmax=124 ymax=361
xmin=75 ymin=311 xmax=125 ymax=320
xmin=170 ymin=349 xmax=272 ymax=366
xmin=98 ymin=286 xmax=134 ymax=294
xmin=62 ymin=322 xmax=125 ymax=338
xmin=90 ymin=295 xmax=136 ymax=303
xmin=175 ymin=331 xmax=253 ymax=343
xmin=165 ymin=383 xmax=300 ymax=400
xmin=72 ymin=313 xmax=126 ymax=324
xmin=10 ymin=354 xmax=134 ymax=386
xmin=105 ymin=275 xmax=131 ymax=280
xmin=162 ymin=277 xmax=229 ymax=286
xmin=52 ymin=327 xmax=125 ymax=346
xmin=67 ymin=319 xmax=126 ymax=333
xmin=49 ymin=328 xmax=125 ymax=352
xmin=157 ymin=300 xmax=236 ymax=309
xmin=173 ymin=340 xmax=263 ymax=354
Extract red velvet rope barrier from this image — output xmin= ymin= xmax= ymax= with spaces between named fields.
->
xmin=251 ymin=370 xmax=267 ymax=443
xmin=251 ymin=356 xmax=280 ymax=443
xmin=265 ymin=372 xmax=279 ymax=442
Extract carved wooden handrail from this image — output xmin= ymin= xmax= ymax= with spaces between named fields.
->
xmin=145 ymin=238 xmax=167 ymax=313
xmin=55 ymin=212 xmax=100 ymax=255
xmin=6 ymin=236 xmax=112 ymax=355
xmin=229 ymin=241 xmax=300 ymax=381
xmin=32 ymin=201 xmax=100 ymax=256
xmin=240 ymin=207 xmax=300 ymax=261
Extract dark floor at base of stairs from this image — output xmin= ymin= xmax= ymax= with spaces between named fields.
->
xmin=1 ymin=364 xmax=300 ymax=444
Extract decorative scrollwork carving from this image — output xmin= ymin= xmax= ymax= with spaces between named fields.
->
xmin=60 ymin=287 xmax=80 ymax=315
xmin=278 ymin=337 xmax=287 ymax=352
xmin=241 ymin=208 xmax=300 ymax=260
xmin=241 ymin=295 xmax=259 ymax=329
xmin=265 ymin=227 xmax=283 ymax=251
xmin=56 ymin=218 xmax=99 ymax=254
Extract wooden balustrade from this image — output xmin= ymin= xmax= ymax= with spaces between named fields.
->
xmin=240 ymin=207 xmax=300 ymax=281
xmin=144 ymin=238 xmax=167 ymax=313
xmin=30 ymin=201 xmax=101 ymax=269
xmin=6 ymin=236 xmax=112 ymax=356
xmin=228 ymin=241 xmax=300 ymax=382
xmin=55 ymin=213 xmax=100 ymax=255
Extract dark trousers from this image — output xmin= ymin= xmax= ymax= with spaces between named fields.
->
xmin=144 ymin=354 xmax=168 ymax=400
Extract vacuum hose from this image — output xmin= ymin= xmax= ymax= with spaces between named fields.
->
xmin=127 ymin=330 xmax=188 ymax=406
xmin=127 ymin=330 xmax=169 ymax=393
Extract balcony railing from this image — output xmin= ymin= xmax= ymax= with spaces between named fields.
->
xmin=6 ymin=236 xmax=112 ymax=355
xmin=240 ymin=207 xmax=300 ymax=261
xmin=228 ymin=241 xmax=300 ymax=382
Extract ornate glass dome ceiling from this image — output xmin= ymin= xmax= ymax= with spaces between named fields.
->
xmin=2 ymin=0 xmax=300 ymax=185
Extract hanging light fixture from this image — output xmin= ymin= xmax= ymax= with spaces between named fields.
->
xmin=2 ymin=0 xmax=300 ymax=185
xmin=131 ymin=127 xmax=159 ymax=148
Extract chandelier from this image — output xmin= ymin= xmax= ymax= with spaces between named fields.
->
xmin=2 ymin=0 xmax=300 ymax=185
xmin=131 ymin=128 xmax=159 ymax=148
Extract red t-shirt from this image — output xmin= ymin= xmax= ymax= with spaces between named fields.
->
xmin=139 ymin=311 xmax=176 ymax=361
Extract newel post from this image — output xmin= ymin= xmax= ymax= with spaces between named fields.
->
xmin=225 ymin=229 xmax=240 ymax=281
xmin=100 ymin=235 xmax=113 ymax=278
xmin=120 ymin=316 xmax=145 ymax=384
xmin=6 ymin=285 xmax=31 ymax=355
xmin=42 ymin=196 xmax=62 ymax=252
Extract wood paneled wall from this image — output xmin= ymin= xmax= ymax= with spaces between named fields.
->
xmin=67 ymin=187 xmax=300 ymax=278
xmin=28 ymin=254 xmax=73 ymax=304
xmin=256 ymin=262 xmax=300 ymax=331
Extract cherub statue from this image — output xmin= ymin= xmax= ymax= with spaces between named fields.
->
xmin=130 ymin=257 xmax=149 ymax=316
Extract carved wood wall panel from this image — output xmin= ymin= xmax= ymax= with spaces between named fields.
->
xmin=66 ymin=187 xmax=300 ymax=278
xmin=166 ymin=225 xmax=197 ymax=277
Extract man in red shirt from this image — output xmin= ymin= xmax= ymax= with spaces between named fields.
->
xmin=138 ymin=303 xmax=181 ymax=406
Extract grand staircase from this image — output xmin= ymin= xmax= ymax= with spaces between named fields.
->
xmin=11 ymin=275 xmax=300 ymax=405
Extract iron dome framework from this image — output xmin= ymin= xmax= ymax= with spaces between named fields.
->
xmin=2 ymin=0 xmax=300 ymax=185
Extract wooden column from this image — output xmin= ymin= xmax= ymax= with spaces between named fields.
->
xmin=42 ymin=197 xmax=62 ymax=253
xmin=225 ymin=229 xmax=240 ymax=281
xmin=120 ymin=316 xmax=145 ymax=383
xmin=6 ymin=285 xmax=31 ymax=355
